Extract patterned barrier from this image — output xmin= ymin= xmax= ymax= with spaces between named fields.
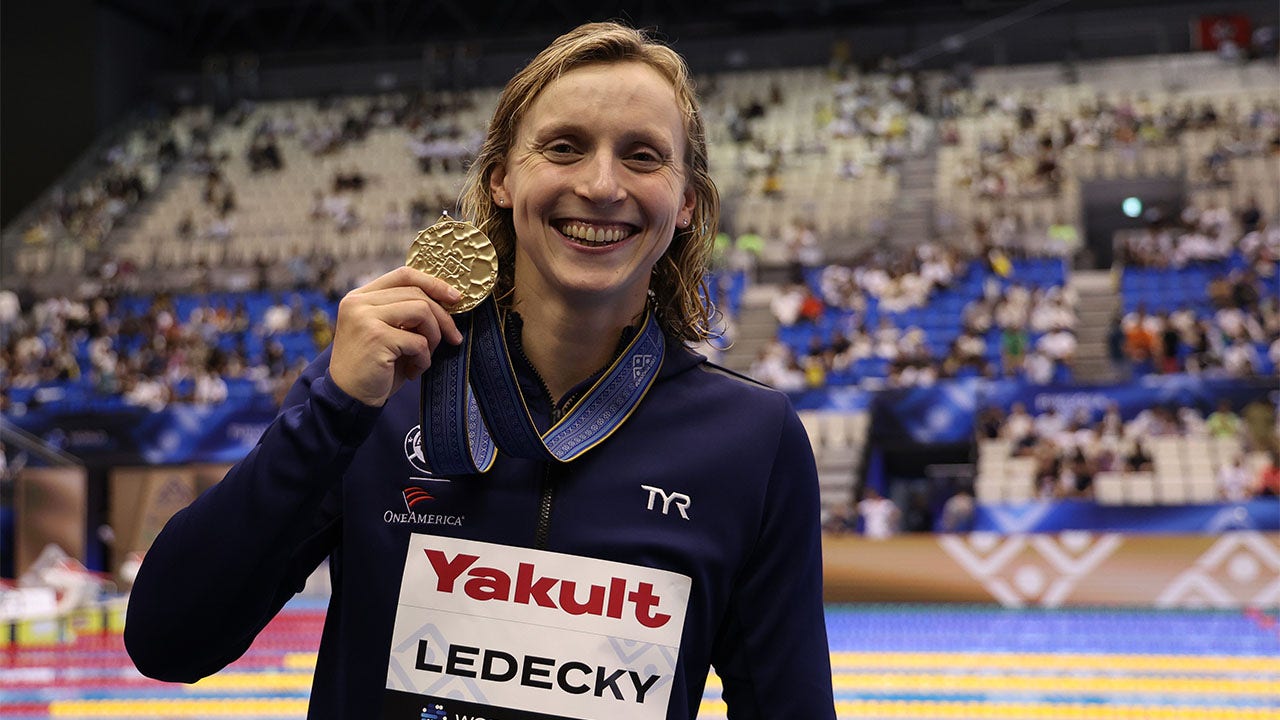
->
xmin=823 ymin=531 xmax=1280 ymax=608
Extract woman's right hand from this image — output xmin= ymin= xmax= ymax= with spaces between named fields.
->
xmin=328 ymin=266 xmax=464 ymax=407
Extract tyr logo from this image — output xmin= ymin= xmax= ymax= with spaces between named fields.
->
xmin=641 ymin=485 xmax=691 ymax=520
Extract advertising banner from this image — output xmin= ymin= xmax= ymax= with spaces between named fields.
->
xmin=823 ymin=531 xmax=1280 ymax=608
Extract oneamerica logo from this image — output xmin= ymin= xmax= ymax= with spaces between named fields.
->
xmin=423 ymin=548 xmax=673 ymax=629
xmin=385 ymin=487 xmax=465 ymax=527
xmin=404 ymin=487 xmax=432 ymax=510
xmin=385 ymin=510 xmax=465 ymax=526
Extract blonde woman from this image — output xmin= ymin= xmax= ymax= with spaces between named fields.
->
xmin=128 ymin=22 xmax=834 ymax=719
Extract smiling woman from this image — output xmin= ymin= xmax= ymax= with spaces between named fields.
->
xmin=125 ymin=21 xmax=835 ymax=720
xmin=488 ymin=61 xmax=697 ymax=396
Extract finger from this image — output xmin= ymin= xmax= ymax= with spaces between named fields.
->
xmin=397 ymin=346 xmax=433 ymax=380
xmin=348 ymin=285 xmax=435 ymax=306
xmin=390 ymin=325 xmax=435 ymax=361
xmin=364 ymin=299 xmax=449 ymax=347
xmin=359 ymin=266 xmax=464 ymax=304
xmin=353 ymin=286 xmax=462 ymax=346
xmin=426 ymin=299 xmax=463 ymax=345
xmin=389 ymin=327 xmax=435 ymax=382
xmin=407 ymin=311 xmax=444 ymax=351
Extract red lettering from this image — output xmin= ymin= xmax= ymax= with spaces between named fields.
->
xmin=425 ymin=549 xmax=479 ymax=592
xmin=463 ymin=568 xmax=510 ymax=601
xmin=557 ymin=579 xmax=606 ymax=616
xmin=425 ymin=551 xmax=672 ymax=630
xmin=514 ymin=562 xmax=557 ymax=608
xmin=606 ymin=577 xmax=627 ymax=619
xmin=628 ymin=582 xmax=670 ymax=629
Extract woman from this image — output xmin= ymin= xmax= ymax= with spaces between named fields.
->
xmin=126 ymin=22 xmax=835 ymax=719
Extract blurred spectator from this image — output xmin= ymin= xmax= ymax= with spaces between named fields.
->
xmin=822 ymin=499 xmax=858 ymax=535
xmin=1003 ymin=402 xmax=1035 ymax=444
xmin=749 ymin=339 xmax=805 ymax=392
xmin=1206 ymin=401 xmax=1242 ymax=438
xmin=1258 ymin=451 xmax=1280 ymax=497
xmin=857 ymin=487 xmax=900 ymax=540
xmin=192 ymin=366 xmax=228 ymax=405
xmin=1242 ymin=398 xmax=1279 ymax=455
xmin=1060 ymin=448 xmax=1096 ymax=499
xmin=901 ymin=490 xmax=935 ymax=533
xmin=1123 ymin=307 xmax=1157 ymax=367
xmin=1125 ymin=440 xmax=1153 ymax=472
xmin=770 ymin=283 xmax=824 ymax=327
xmin=1216 ymin=455 xmax=1252 ymax=502
xmin=1107 ymin=312 xmax=1129 ymax=379
xmin=262 ymin=295 xmax=294 ymax=335
xmin=309 ymin=307 xmax=335 ymax=350
xmin=938 ymin=487 xmax=976 ymax=533
xmin=976 ymin=405 xmax=1004 ymax=440
xmin=1000 ymin=325 xmax=1028 ymax=376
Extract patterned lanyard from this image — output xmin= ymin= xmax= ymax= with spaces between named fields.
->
xmin=419 ymin=295 xmax=665 ymax=475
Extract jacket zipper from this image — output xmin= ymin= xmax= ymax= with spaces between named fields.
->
xmin=534 ymin=463 xmax=556 ymax=550
xmin=511 ymin=327 xmax=567 ymax=551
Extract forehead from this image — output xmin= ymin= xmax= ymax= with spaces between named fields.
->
xmin=520 ymin=61 xmax=685 ymax=140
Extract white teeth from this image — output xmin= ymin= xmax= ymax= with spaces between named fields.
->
xmin=560 ymin=222 xmax=629 ymax=246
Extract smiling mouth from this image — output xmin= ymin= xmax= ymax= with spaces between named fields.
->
xmin=555 ymin=220 xmax=637 ymax=247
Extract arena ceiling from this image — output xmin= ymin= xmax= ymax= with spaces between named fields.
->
xmin=96 ymin=0 xmax=1186 ymax=66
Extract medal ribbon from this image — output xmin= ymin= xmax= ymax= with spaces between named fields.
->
xmin=419 ymin=295 xmax=665 ymax=475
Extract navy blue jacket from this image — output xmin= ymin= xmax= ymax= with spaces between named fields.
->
xmin=125 ymin=339 xmax=836 ymax=719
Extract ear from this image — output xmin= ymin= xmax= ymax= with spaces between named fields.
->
xmin=679 ymin=183 xmax=696 ymax=226
xmin=489 ymin=164 xmax=508 ymax=206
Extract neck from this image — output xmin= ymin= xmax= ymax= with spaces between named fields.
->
xmin=512 ymin=291 xmax=643 ymax=403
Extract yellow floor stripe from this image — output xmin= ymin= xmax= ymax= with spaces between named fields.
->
xmin=192 ymin=672 xmax=314 ymax=691
xmin=282 ymin=652 xmax=318 ymax=670
xmin=49 ymin=698 xmax=309 ymax=717
xmin=696 ymin=700 xmax=1280 ymax=720
xmin=829 ymin=651 xmax=1280 ymax=674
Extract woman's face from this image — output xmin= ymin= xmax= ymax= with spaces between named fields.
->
xmin=491 ymin=61 xmax=696 ymax=315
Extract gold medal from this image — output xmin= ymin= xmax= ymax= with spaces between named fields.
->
xmin=405 ymin=212 xmax=498 ymax=314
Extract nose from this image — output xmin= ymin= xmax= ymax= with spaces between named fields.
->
xmin=575 ymin=153 xmax=626 ymax=206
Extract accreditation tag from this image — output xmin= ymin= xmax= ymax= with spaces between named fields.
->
xmin=384 ymin=535 xmax=691 ymax=720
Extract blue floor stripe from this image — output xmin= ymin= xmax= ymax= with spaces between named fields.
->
xmin=824 ymin=605 xmax=1280 ymax=655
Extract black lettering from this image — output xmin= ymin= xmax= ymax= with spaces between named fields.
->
xmin=446 ymin=644 xmax=479 ymax=678
xmin=415 ymin=639 xmax=442 ymax=673
xmin=556 ymin=661 xmax=591 ymax=694
xmin=481 ymin=649 xmax=517 ymax=682
xmin=630 ymin=671 xmax=659 ymax=703
xmin=521 ymin=654 xmax=554 ymax=689
xmin=594 ymin=666 xmax=626 ymax=700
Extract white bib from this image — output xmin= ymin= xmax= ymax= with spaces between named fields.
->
xmin=385 ymin=534 xmax=691 ymax=720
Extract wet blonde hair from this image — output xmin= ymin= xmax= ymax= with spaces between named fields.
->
xmin=459 ymin=21 xmax=720 ymax=343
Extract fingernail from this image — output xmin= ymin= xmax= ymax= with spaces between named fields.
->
xmin=447 ymin=287 xmax=463 ymax=301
